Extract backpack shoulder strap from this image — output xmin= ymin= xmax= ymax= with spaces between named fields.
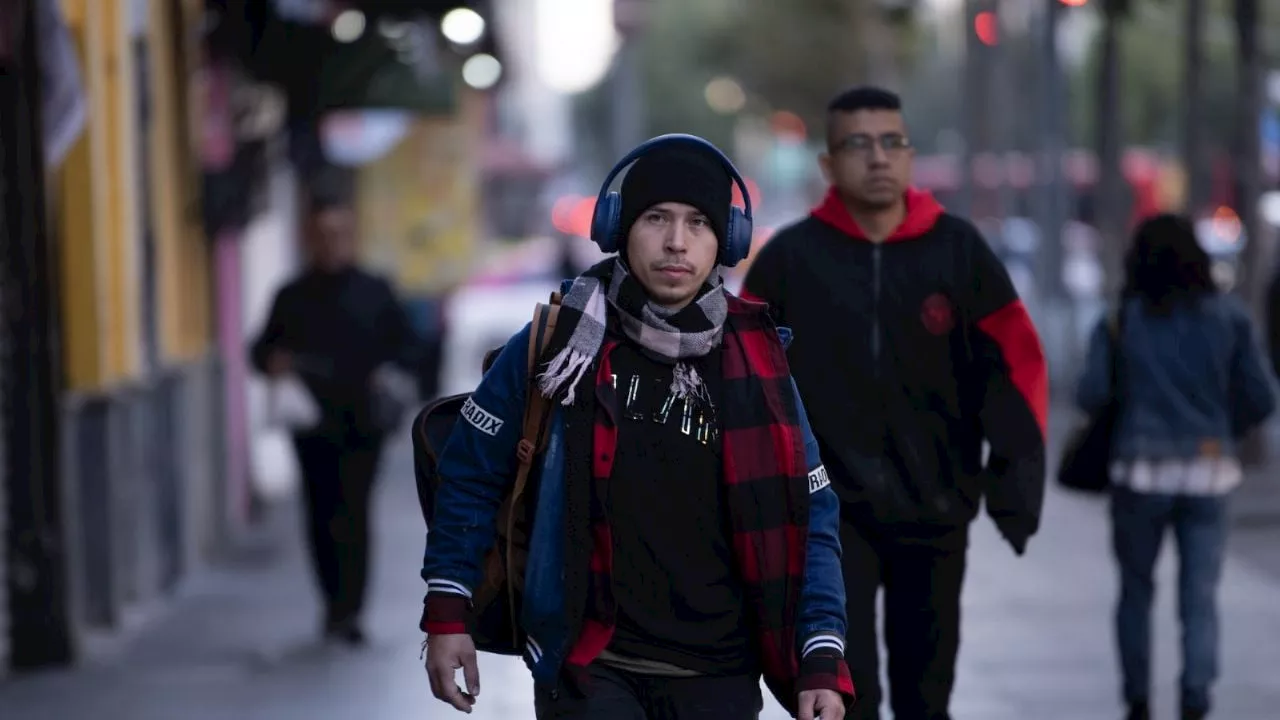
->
xmin=518 ymin=291 xmax=561 ymax=461
xmin=504 ymin=292 xmax=562 ymax=634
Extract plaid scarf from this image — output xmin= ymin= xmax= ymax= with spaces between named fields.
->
xmin=538 ymin=258 xmax=727 ymax=406
xmin=559 ymin=294 xmax=813 ymax=712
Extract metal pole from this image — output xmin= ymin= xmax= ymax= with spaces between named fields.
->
xmin=1181 ymin=0 xmax=1208 ymax=213
xmin=991 ymin=0 xmax=1014 ymax=221
xmin=1035 ymin=0 xmax=1078 ymax=388
xmin=1038 ymin=0 xmax=1067 ymax=301
xmin=957 ymin=0 xmax=983 ymax=218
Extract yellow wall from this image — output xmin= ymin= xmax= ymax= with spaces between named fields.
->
xmin=56 ymin=0 xmax=108 ymax=390
xmin=56 ymin=0 xmax=211 ymax=392
xmin=100 ymin=0 xmax=141 ymax=381
xmin=151 ymin=0 xmax=211 ymax=361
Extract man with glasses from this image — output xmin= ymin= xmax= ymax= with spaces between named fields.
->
xmin=743 ymin=87 xmax=1048 ymax=719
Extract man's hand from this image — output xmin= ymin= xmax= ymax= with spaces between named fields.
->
xmin=266 ymin=350 xmax=292 ymax=377
xmin=425 ymin=633 xmax=480 ymax=713
xmin=797 ymin=688 xmax=845 ymax=720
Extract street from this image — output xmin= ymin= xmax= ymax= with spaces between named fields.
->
xmin=3 ymin=409 xmax=1280 ymax=719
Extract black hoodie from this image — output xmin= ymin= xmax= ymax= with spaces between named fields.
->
xmin=743 ymin=188 xmax=1048 ymax=553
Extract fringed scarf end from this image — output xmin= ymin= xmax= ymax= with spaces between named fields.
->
xmin=538 ymin=347 xmax=593 ymax=406
xmin=670 ymin=363 xmax=707 ymax=402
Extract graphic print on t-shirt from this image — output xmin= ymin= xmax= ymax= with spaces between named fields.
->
xmin=605 ymin=343 xmax=750 ymax=675
xmin=612 ymin=372 xmax=720 ymax=446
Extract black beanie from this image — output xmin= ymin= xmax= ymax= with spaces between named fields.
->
xmin=618 ymin=144 xmax=733 ymax=248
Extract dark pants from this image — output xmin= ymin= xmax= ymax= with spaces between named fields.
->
xmin=1111 ymin=487 xmax=1227 ymax=714
xmin=534 ymin=664 xmax=762 ymax=720
xmin=840 ymin=520 xmax=968 ymax=720
xmin=293 ymin=433 xmax=383 ymax=626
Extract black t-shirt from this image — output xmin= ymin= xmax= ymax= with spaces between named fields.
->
xmin=604 ymin=341 xmax=755 ymax=675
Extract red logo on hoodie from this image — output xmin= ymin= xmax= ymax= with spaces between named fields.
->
xmin=921 ymin=293 xmax=955 ymax=335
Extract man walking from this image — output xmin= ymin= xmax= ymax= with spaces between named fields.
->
xmin=743 ymin=87 xmax=1049 ymax=719
xmin=422 ymin=135 xmax=854 ymax=719
xmin=251 ymin=179 xmax=419 ymax=645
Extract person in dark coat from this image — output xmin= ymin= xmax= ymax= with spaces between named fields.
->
xmin=251 ymin=187 xmax=418 ymax=645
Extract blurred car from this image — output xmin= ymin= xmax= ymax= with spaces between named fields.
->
xmin=437 ymin=236 xmax=583 ymax=396
xmin=439 ymin=278 xmax=558 ymax=396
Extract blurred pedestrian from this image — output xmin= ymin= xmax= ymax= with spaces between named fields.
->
xmin=743 ymin=86 xmax=1049 ymax=720
xmin=250 ymin=179 xmax=419 ymax=646
xmin=1077 ymin=213 xmax=1275 ymax=720
xmin=422 ymin=136 xmax=853 ymax=719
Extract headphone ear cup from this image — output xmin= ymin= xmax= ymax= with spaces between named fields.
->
xmin=590 ymin=192 xmax=623 ymax=253
xmin=720 ymin=207 xmax=754 ymax=267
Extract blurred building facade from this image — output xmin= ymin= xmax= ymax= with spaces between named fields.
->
xmin=0 ymin=0 xmax=302 ymax=675
xmin=2 ymin=0 xmax=508 ymax=676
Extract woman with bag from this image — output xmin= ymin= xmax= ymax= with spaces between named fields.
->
xmin=1075 ymin=214 xmax=1275 ymax=720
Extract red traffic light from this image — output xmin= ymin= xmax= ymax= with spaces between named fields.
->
xmin=1059 ymin=0 xmax=1089 ymax=6
xmin=974 ymin=11 xmax=997 ymax=46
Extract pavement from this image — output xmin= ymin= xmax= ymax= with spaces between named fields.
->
xmin=3 ymin=413 xmax=1280 ymax=719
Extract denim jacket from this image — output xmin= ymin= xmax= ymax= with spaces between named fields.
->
xmin=422 ymin=319 xmax=847 ymax=694
xmin=1076 ymin=294 xmax=1276 ymax=460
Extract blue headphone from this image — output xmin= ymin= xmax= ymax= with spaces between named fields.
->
xmin=589 ymin=134 xmax=755 ymax=267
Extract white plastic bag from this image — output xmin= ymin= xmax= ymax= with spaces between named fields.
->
xmin=267 ymin=373 xmax=321 ymax=431
xmin=250 ymin=431 xmax=300 ymax=501
xmin=369 ymin=363 xmax=419 ymax=433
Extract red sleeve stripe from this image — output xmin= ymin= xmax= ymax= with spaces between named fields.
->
xmin=975 ymin=299 xmax=1049 ymax=439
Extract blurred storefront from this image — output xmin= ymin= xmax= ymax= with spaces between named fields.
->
xmin=2 ymin=0 xmax=86 ymax=672
xmin=44 ymin=0 xmax=228 ymax=660
xmin=3 ymin=0 xmax=504 ymax=673
xmin=0 ymin=0 xmax=298 ymax=674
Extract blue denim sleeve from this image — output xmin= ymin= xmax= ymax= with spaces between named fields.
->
xmin=1228 ymin=301 xmax=1277 ymax=434
xmin=421 ymin=323 xmax=530 ymax=598
xmin=1076 ymin=317 xmax=1114 ymax=416
xmin=792 ymin=378 xmax=848 ymax=658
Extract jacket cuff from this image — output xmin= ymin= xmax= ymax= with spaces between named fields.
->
xmin=797 ymin=635 xmax=856 ymax=705
xmin=420 ymin=580 xmax=472 ymax=635
xmin=989 ymin=513 xmax=1034 ymax=555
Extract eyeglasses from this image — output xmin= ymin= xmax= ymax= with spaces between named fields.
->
xmin=832 ymin=133 xmax=912 ymax=156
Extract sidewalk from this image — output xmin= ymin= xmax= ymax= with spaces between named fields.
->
xmin=3 ymin=433 xmax=1280 ymax=719
xmin=1228 ymin=420 xmax=1280 ymax=585
xmin=0 ymin=437 xmax=450 ymax=720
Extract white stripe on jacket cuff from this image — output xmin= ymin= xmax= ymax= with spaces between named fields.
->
xmin=802 ymin=633 xmax=846 ymax=657
xmin=426 ymin=578 xmax=473 ymax=599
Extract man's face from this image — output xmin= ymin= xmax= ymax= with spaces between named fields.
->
xmin=307 ymin=206 xmax=356 ymax=271
xmin=625 ymin=202 xmax=719 ymax=310
xmin=819 ymin=109 xmax=913 ymax=210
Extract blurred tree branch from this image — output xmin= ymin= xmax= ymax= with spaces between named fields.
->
xmin=1070 ymin=1 xmax=1239 ymax=152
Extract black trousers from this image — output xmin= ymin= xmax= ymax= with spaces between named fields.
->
xmin=534 ymin=664 xmax=762 ymax=720
xmin=841 ymin=520 xmax=968 ymax=720
xmin=293 ymin=433 xmax=383 ymax=625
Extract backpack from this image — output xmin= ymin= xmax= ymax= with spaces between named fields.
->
xmin=413 ymin=292 xmax=561 ymax=654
